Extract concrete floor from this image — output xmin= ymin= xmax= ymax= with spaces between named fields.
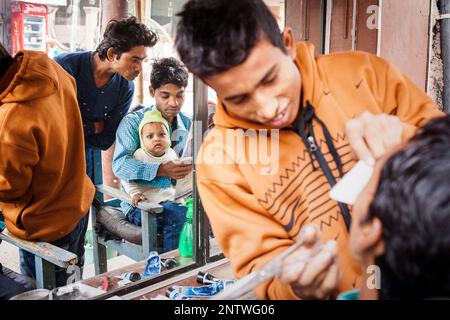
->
xmin=0 ymin=241 xmax=20 ymax=272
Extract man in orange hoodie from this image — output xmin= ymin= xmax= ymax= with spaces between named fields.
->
xmin=175 ymin=0 xmax=444 ymax=299
xmin=0 ymin=43 xmax=95 ymax=287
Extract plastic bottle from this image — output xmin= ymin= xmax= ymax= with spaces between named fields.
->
xmin=178 ymin=198 xmax=193 ymax=258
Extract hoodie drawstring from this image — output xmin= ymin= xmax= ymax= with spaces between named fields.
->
xmin=294 ymin=101 xmax=344 ymax=177
xmin=292 ymin=100 xmax=352 ymax=231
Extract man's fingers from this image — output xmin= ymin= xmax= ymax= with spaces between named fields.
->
xmin=346 ymin=118 xmax=375 ymax=165
xmin=171 ymin=162 xmax=193 ymax=168
xmin=131 ymin=194 xmax=146 ymax=207
xmin=279 ymin=239 xmax=319 ymax=285
xmin=172 ymin=170 xmax=191 ymax=179
xmin=299 ymin=260 xmax=339 ymax=300
xmin=171 ymin=166 xmax=192 ymax=179
xmin=364 ymin=122 xmax=386 ymax=159
xmin=346 ymin=112 xmax=405 ymax=164
xmin=279 ymin=260 xmax=307 ymax=285
xmin=279 ymin=224 xmax=322 ymax=285
xmin=171 ymin=165 xmax=193 ymax=173
xmin=160 ymin=161 xmax=193 ymax=179
xmin=317 ymin=258 xmax=340 ymax=296
xmin=297 ymin=241 xmax=337 ymax=287
xmin=380 ymin=116 xmax=403 ymax=150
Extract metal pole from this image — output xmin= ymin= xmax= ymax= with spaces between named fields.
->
xmin=192 ymin=76 xmax=209 ymax=266
xmin=438 ymin=0 xmax=450 ymax=113
xmin=134 ymin=0 xmax=145 ymax=104
xmin=70 ymin=0 xmax=79 ymax=51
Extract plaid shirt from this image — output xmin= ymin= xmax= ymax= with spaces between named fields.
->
xmin=112 ymin=105 xmax=191 ymax=214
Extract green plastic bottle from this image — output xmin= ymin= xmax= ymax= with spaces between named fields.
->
xmin=178 ymin=198 xmax=194 ymax=258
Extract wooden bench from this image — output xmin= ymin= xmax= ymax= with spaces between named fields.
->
xmin=0 ymin=229 xmax=78 ymax=289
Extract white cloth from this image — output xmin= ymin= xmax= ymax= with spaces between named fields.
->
xmin=122 ymin=147 xmax=178 ymax=204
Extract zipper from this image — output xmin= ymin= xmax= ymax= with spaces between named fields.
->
xmin=307 ymin=136 xmax=318 ymax=152
xmin=307 ymin=135 xmax=352 ymax=231
xmin=307 ymin=136 xmax=318 ymax=171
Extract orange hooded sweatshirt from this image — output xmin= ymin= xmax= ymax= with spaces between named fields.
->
xmin=0 ymin=50 xmax=95 ymax=242
xmin=196 ymin=42 xmax=444 ymax=299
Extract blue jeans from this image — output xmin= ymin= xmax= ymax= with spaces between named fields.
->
xmin=127 ymin=202 xmax=186 ymax=253
xmin=0 ymin=271 xmax=28 ymax=300
xmin=19 ymin=213 xmax=89 ymax=288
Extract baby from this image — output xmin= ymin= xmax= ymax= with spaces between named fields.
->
xmin=122 ymin=110 xmax=178 ymax=208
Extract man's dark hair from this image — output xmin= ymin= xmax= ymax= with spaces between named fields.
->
xmin=175 ymin=0 xmax=286 ymax=78
xmin=365 ymin=115 xmax=450 ymax=299
xmin=96 ymin=16 xmax=158 ymax=61
xmin=0 ymin=42 xmax=13 ymax=78
xmin=150 ymin=57 xmax=188 ymax=90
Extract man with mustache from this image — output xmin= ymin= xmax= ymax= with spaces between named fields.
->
xmin=54 ymin=16 xmax=158 ymax=180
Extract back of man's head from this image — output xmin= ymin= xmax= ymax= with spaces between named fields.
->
xmin=96 ymin=16 xmax=158 ymax=61
xmin=0 ymin=42 xmax=13 ymax=78
xmin=367 ymin=115 xmax=450 ymax=299
xmin=175 ymin=0 xmax=286 ymax=78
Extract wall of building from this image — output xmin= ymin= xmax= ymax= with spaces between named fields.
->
xmin=380 ymin=0 xmax=431 ymax=92
xmin=285 ymin=0 xmax=442 ymax=98
xmin=428 ymin=0 xmax=444 ymax=109
xmin=0 ymin=0 xmax=12 ymax=52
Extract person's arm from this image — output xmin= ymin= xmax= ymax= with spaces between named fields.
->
xmin=346 ymin=55 xmax=445 ymax=164
xmin=112 ymin=114 xmax=171 ymax=188
xmin=380 ymin=57 xmax=444 ymax=131
xmin=86 ymin=84 xmax=134 ymax=150
xmin=121 ymin=180 xmax=143 ymax=198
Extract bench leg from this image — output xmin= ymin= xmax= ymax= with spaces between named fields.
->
xmin=142 ymin=211 xmax=161 ymax=257
xmin=35 ymin=256 xmax=55 ymax=290
xmin=93 ymin=241 xmax=107 ymax=275
xmin=91 ymin=206 xmax=108 ymax=275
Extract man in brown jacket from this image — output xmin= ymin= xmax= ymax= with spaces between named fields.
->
xmin=175 ymin=0 xmax=444 ymax=299
xmin=0 ymin=43 xmax=95 ymax=287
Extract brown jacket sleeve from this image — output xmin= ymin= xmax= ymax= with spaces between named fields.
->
xmin=374 ymin=55 xmax=444 ymax=139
